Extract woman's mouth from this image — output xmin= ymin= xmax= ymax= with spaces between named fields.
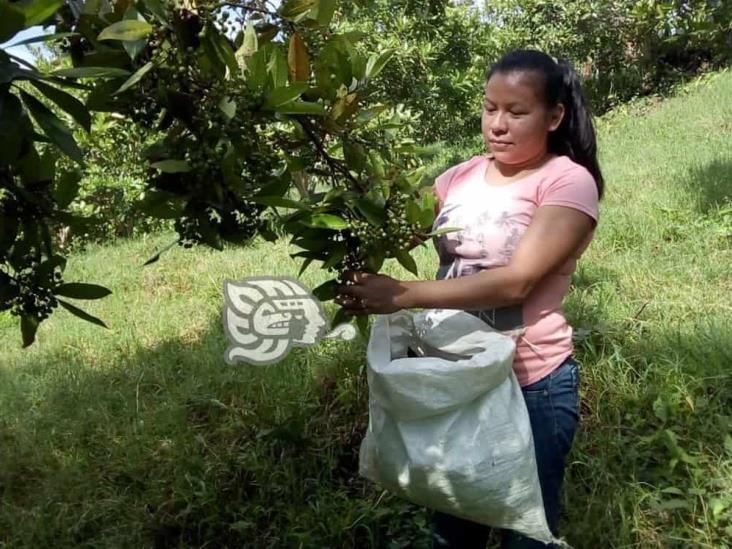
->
xmin=489 ymin=140 xmax=512 ymax=149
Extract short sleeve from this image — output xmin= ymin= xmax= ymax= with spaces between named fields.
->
xmin=433 ymin=156 xmax=485 ymax=206
xmin=433 ymin=164 xmax=461 ymax=206
xmin=537 ymin=165 xmax=600 ymax=227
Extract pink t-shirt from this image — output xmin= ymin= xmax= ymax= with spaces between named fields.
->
xmin=432 ymin=154 xmax=600 ymax=386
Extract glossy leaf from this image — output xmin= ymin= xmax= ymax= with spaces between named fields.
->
xmin=365 ymin=50 xmax=395 ymax=79
xmin=297 ymin=257 xmax=315 ymax=277
xmin=53 ymin=66 xmax=131 ymax=78
xmin=354 ymin=197 xmax=386 ymax=226
xmin=29 ymin=79 xmax=91 ymax=132
xmin=312 ymin=279 xmax=338 ymax=301
xmin=251 ymin=196 xmax=307 ymax=209
xmin=395 ymin=250 xmax=419 ymax=276
xmin=115 ymin=61 xmax=153 ymax=94
xmin=10 ymin=31 xmax=77 ymax=47
xmin=264 ymin=83 xmax=309 ymax=107
xmin=280 ymin=0 xmax=318 ymax=20
xmin=235 ymin=20 xmax=258 ymax=69
xmin=151 ymin=159 xmax=191 ymax=173
xmin=0 ymin=2 xmax=25 ymax=43
xmin=306 ymin=213 xmax=348 ymax=230
xmin=18 ymin=0 xmax=64 ymax=27
xmin=426 ymin=226 xmax=462 ymax=237
xmin=98 ymin=20 xmax=153 ymax=41
xmin=52 ymin=170 xmax=80 ymax=209
xmin=20 ymin=91 xmax=83 ymax=164
xmin=330 ymin=92 xmax=359 ymax=124
xmin=316 ymin=0 xmax=337 ymax=26
xmin=269 ymin=46 xmax=289 ymax=89
xmin=274 ymin=101 xmax=326 ymax=116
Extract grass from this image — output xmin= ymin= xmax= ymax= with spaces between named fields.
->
xmin=1 ymin=69 xmax=731 ymax=548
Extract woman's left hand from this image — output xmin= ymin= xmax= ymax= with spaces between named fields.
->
xmin=335 ymin=271 xmax=410 ymax=315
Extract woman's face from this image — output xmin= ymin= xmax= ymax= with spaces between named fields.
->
xmin=481 ymin=71 xmax=564 ymax=165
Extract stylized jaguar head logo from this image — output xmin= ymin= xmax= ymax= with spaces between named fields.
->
xmin=223 ymin=276 xmax=356 ymax=365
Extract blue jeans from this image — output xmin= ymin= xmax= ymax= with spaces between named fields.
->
xmin=431 ymin=355 xmax=581 ymax=548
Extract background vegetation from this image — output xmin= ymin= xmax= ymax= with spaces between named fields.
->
xmin=1 ymin=0 xmax=730 ymax=547
xmin=1 ymin=69 xmax=731 ymax=548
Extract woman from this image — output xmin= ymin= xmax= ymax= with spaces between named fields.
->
xmin=335 ymin=49 xmax=604 ymax=548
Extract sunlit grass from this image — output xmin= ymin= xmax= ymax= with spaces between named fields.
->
xmin=1 ymin=70 xmax=730 ymax=548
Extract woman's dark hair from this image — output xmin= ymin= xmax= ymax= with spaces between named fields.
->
xmin=486 ymin=50 xmax=604 ymax=200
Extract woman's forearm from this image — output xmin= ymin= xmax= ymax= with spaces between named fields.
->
xmin=398 ymin=266 xmax=527 ymax=310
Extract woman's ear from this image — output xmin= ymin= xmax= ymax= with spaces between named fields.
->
xmin=548 ymin=103 xmax=565 ymax=132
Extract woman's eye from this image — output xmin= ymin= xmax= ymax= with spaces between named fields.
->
xmin=510 ymin=111 xmax=526 ymax=116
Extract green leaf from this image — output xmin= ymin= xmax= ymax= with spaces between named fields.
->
xmin=251 ymin=196 xmax=306 ymax=209
xmin=58 ymin=299 xmax=109 ymax=329
xmin=98 ymin=20 xmax=153 ymax=41
xmin=245 ymin=48 xmax=268 ymax=91
xmin=0 ymin=2 xmax=25 ymax=43
xmin=55 ymin=283 xmax=112 ymax=300
xmin=395 ymin=250 xmax=419 ymax=277
xmin=151 ymin=159 xmax=191 ymax=173
xmin=142 ymin=239 xmax=178 ymax=267
xmin=20 ymin=90 xmax=83 ymax=164
xmin=365 ymin=249 xmax=385 ymax=273
xmin=332 ymin=305 xmax=350 ymax=328
xmin=29 ymin=79 xmax=91 ymax=132
xmin=20 ymin=315 xmax=39 ymax=348
xmin=255 ymin=176 xmax=290 ymax=198
xmin=53 ymin=67 xmax=131 ymax=78
xmin=0 ymin=215 xmax=19 ymax=250
xmin=114 ymin=61 xmax=153 ymax=94
xmin=312 ymin=279 xmax=338 ymax=301
xmin=219 ymin=97 xmax=236 ymax=120
xmin=365 ymin=50 xmax=394 ymax=79
xmin=280 ymin=0 xmax=318 ymax=20
xmin=426 ymin=226 xmax=462 ymax=237
xmin=297 ymin=257 xmax=314 ymax=277
xmin=17 ymin=0 xmax=64 ymax=27
xmin=264 ymin=83 xmax=309 ymax=108
xmin=306 ymin=213 xmax=348 ymax=230
xmin=354 ymin=197 xmax=386 ymax=226
xmin=315 ymin=0 xmax=337 ymax=26
xmin=235 ymin=20 xmax=257 ymax=70
xmin=274 ymin=101 xmax=326 ymax=116
xmin=203 ymin=27 xmax=238 ymax=76
xmin=142 ymin=0 xmax=168 ymax=23
xmin=137 ymin=191 xmax=184 ymax=219
xmin=10 ymin=31 xmax=77 ymax=47
xmin=122 ymin=6 xmax=147 ymax=60
xmin=322 ymin=244 xmax=346 ymax=270
xmin=269 ymin=46 xmax=288 ymax=89
xmin=343 ymin=141 xmax=366 ymax=173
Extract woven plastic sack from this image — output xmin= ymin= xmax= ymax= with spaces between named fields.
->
xmin=359 ymin=309 xmax=566 ymax=546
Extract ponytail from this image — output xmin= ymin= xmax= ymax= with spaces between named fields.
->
xmin=553 ymin=59 xmax=604 ymax=199
xmin=486 ymin=50 xmax=605 ymax=200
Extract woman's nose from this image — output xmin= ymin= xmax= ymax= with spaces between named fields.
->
xmin=491 ymin=112 xmax=508 ymax=133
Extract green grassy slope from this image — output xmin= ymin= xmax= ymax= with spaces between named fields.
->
xmin=0 ymin=70 xmax=730 ymax=548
